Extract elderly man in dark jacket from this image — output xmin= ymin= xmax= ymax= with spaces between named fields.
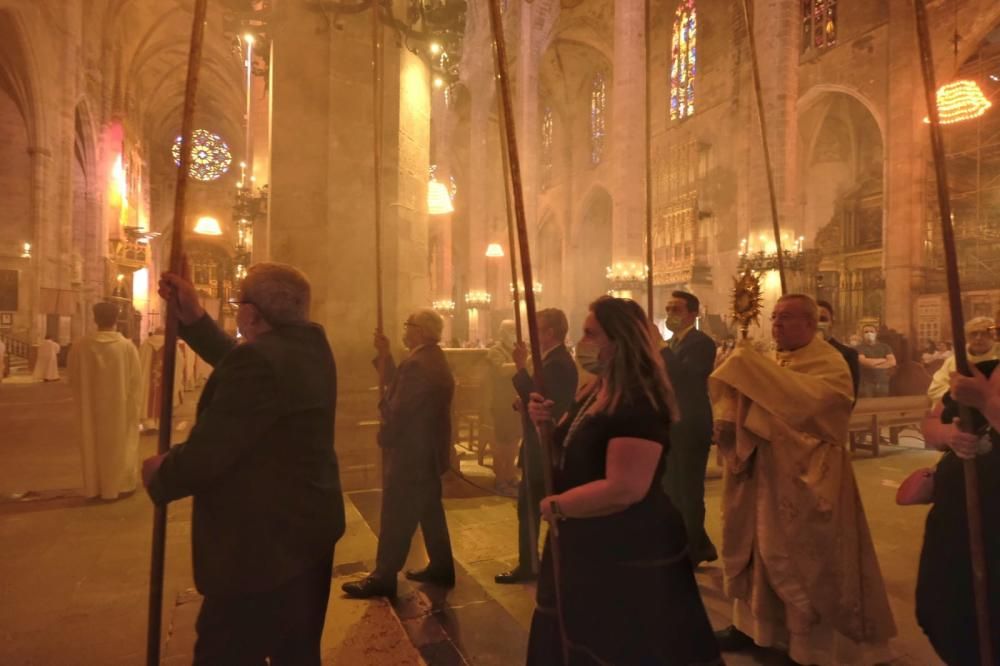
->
xmin=661 ymin=290 xmax=718 ymax=566
xmin=145 ymin=262 xmax=344 ymax=666
xmin=496 ymin=308 xmax=577 ymax=584
xmin=343 ymin=308 xmax=456 ymax=598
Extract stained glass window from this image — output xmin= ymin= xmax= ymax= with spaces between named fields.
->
xmin=171 ymin=129 xmax=232 ymax=182
xmin=801 ymin=0 xmax=837 ymax=53
xmin=670 ymin=0 xmax=696 ymax=121
xmin=590 ymin=72 xmax=607 ymax=165
xmin=541 ymin=105 xmax=554 ymax=190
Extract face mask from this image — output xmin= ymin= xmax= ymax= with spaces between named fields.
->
xmin=665 ymin=315 xmax=684 ymax=332
xmin=817 ymin=321 xmax=831 ymax=340
xmin=575 ymin=340 xmax=605 ymax=374
xmin=863 ymin=332 xmax=877 ymax=344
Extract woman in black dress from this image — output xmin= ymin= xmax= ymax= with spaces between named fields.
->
xmin=525 ymin=296 xmax=721 ymax=666
xmin=918 ymin=359 xmax=1000 ymax=665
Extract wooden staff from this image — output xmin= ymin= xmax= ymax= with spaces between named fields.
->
xmin=739 ymin=0 xmax=787 ymax=294
xmin=644 ymin=0 xmax=655 ymax=318
xmin=492 ymin=46 xmax=539 ymax=574
xmin=486 ymin=0 xmax=570 ymax=661
xmin=372 ymin=0 xmax=387 ymax=395
xmin=146 ymin=1 xmax=208 ymax=664
xmin=912 ymin=2 xmax=993 ymax=663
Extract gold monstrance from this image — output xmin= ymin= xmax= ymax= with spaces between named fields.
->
xmin=731 ymin=269 xmax=763 ymax=339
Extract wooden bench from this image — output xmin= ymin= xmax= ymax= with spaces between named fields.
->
xmin=848 ymin=395 xmax=930 ymax=457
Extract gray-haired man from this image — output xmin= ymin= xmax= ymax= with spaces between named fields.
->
xmin=146 ymin=262 xmax=344 ymax=665
xmin=343 ymin=308 xmax=456 ymax=598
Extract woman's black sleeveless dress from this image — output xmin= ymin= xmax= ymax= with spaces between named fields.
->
xmin=916 ymin=360 xmax=1000 ymax=666
xmin=525 ymin=396 xmax=722 ymax=666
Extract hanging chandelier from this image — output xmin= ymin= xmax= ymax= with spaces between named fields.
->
xmin=923 ymin=80 xmax=992 ymax=125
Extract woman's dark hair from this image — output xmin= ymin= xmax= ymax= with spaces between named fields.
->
xmin=586 ymin=296 xmax=678 ymax=420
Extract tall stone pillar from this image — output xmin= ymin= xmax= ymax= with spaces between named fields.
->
xmin=883 ymin=0 xmax=926 ymax=337
xmin=611 ymin=0 xmax=646 ymax=262
xmin=748 ymin=0 xmax=798 ymax=241
xmin=269 ymin=2 xmax=431 ymax=488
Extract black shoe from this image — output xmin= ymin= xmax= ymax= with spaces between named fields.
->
xmin=714 ymin=625 xmax=754 ymax=652
xmin=405 ymin=566 xmax=456 ymax=587
xmin=342 ymin=574 xmax=397 ymax=599
xmin=494 ymin=567 xmax=537 ymax=584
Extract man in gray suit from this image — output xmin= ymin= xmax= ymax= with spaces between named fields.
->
xmin=661 ymin=290 xmax=718 ymax=566
xmin=343 ymin=308 xmax=456 ymax=598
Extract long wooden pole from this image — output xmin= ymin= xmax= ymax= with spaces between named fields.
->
xmin=492 ymin=47 xmax=539 ymax=574
xmin=146 ymin=1 xmax=208 ymax=663
xmin=739 ymin=0 xmax=787 ymax=294
xmin=372 ymin=0 xmax=386 ymax=395
xmin=644 ymin=0 xmax=655 ymax=318
xmin=912 ymin=2 xmax=993 ymax=663
xmin=486 ymin=0 xmax=569 ymax=661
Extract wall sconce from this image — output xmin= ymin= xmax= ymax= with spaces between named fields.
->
xmin=20 ymin=242 xmax=31 ymax=259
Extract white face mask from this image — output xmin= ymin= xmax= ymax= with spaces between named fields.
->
xmin=575 ymin=340 xmax=604 ymax=374
xmin=817 ymin=321 xmax=831 ymax=340
xmin=863 ymin=332 xmax=877 ymax=344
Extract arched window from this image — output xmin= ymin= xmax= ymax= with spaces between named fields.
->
xmin=590 ymin=72 xmax=607 ymax=165
xmin=802 ymin=0 xmax=837 ymax=52
xmin=541 ymin=105 xmax=554 ymax=190
xmin=670 ymin=0 xmax=696 ymax=121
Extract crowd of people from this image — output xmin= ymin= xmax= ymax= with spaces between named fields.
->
xmin=58 ymin=256 xmax=1000 ymax=665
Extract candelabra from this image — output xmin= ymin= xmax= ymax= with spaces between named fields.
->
xmin=606 ymin=261 xmax=649 ymax=294
xmin=432 ymin=299 xmax=456 ymax=315
xmin=737 ymin=234 xmax=806 ymax=273
xmin=464 ymin=290 xmax=492 ymax=309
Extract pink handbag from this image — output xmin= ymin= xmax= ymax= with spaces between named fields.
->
xmin=896 ymin=467 xmax=935 ymax=505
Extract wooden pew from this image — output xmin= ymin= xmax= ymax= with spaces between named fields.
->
xmin=848 ymin=395 xmax=930 ymax=457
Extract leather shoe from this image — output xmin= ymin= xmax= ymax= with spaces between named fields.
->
xmin=714 ymin=625 xmax=754 ymax=651
xmin=494 ymin=567 xmax=537 ymax=584
xmin=342 ymin=574 xmax=397 ymax=599
xmin=405 ymin=566 xmax=455 ymax=587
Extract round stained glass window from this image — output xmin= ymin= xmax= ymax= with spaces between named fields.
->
xmin=171 ymin=129 xmax=232 ymax=182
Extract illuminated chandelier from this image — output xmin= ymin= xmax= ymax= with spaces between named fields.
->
xmin=172 ymin=129 xmax=233 ymax=182
xmin=923 ymin=80 xmax=992 ymax=125
xmin=432 ymin=299 xmax=456 ymax=315
xmin=464 ymin=290 xmax=491 ymax=309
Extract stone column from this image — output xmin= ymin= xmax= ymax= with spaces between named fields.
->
xmin=269 ymin=1 xmax=431 ymax=489
xmin=883 ymin=0 xmax=926 ymax=337
xmin=748 ymin=0 xmax=798 ymax=242
xmin=611 ymin=0 xmax=646 ymax=263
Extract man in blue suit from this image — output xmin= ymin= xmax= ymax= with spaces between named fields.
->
xmin=661 ymin=291 xmax=717 ymax=566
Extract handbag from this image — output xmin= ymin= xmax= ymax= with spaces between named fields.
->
xmin=896 ymin=467 xmax=935 ymax=506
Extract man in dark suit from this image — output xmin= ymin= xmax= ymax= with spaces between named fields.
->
xmin=661 ymin=290 xmax=718 ymax=566
xmin=495 ymin=308 xmax=578 ymax=584
xmin=817 ymin=299 xmax=860 ymax=403
xmin=144 ymin=262 xmax=344 ymax=665
xmin=343 ymin=308 xmax=456 ymax=598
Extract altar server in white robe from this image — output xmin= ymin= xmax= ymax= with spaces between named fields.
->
xmin=33 ymin=336 xmax=61 ymax=381
xmin=69 ymin=302 xmax=142 ymax=500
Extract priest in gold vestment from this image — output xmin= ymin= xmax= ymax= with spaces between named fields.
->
xmin=709 ymin=294 xmax=896 ymax=665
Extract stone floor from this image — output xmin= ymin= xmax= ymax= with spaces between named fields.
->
xmin=0 ymin=377 xmax=946 ymax=665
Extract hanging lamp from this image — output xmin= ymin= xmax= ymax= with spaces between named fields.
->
xmin=924 ymin=80 xmax=992 ymax=125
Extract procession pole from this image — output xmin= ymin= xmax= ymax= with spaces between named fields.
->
xmin=644 ymin=0 xmax=655 ymax=318
xmin=372 ymin=0 xmax=387 ymax=397
xmin=146 ymin=1 xmax=208 ymax=663
xmin=492 ymin=46 xmax=539 ymax=574
xmin=739 ymin=0 xmax=787 ymax=294
xmin=487 ymin=0 xmax=570 ymax=660
xmin=912 ymin=2 xmax=992 ymax=663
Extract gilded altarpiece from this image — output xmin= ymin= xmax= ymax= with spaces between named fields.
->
xmin=652 ymin=139 xmax=707 ymax=287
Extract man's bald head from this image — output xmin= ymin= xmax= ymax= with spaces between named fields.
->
xmin=771 ymin=294 xmax=819 ymax=351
